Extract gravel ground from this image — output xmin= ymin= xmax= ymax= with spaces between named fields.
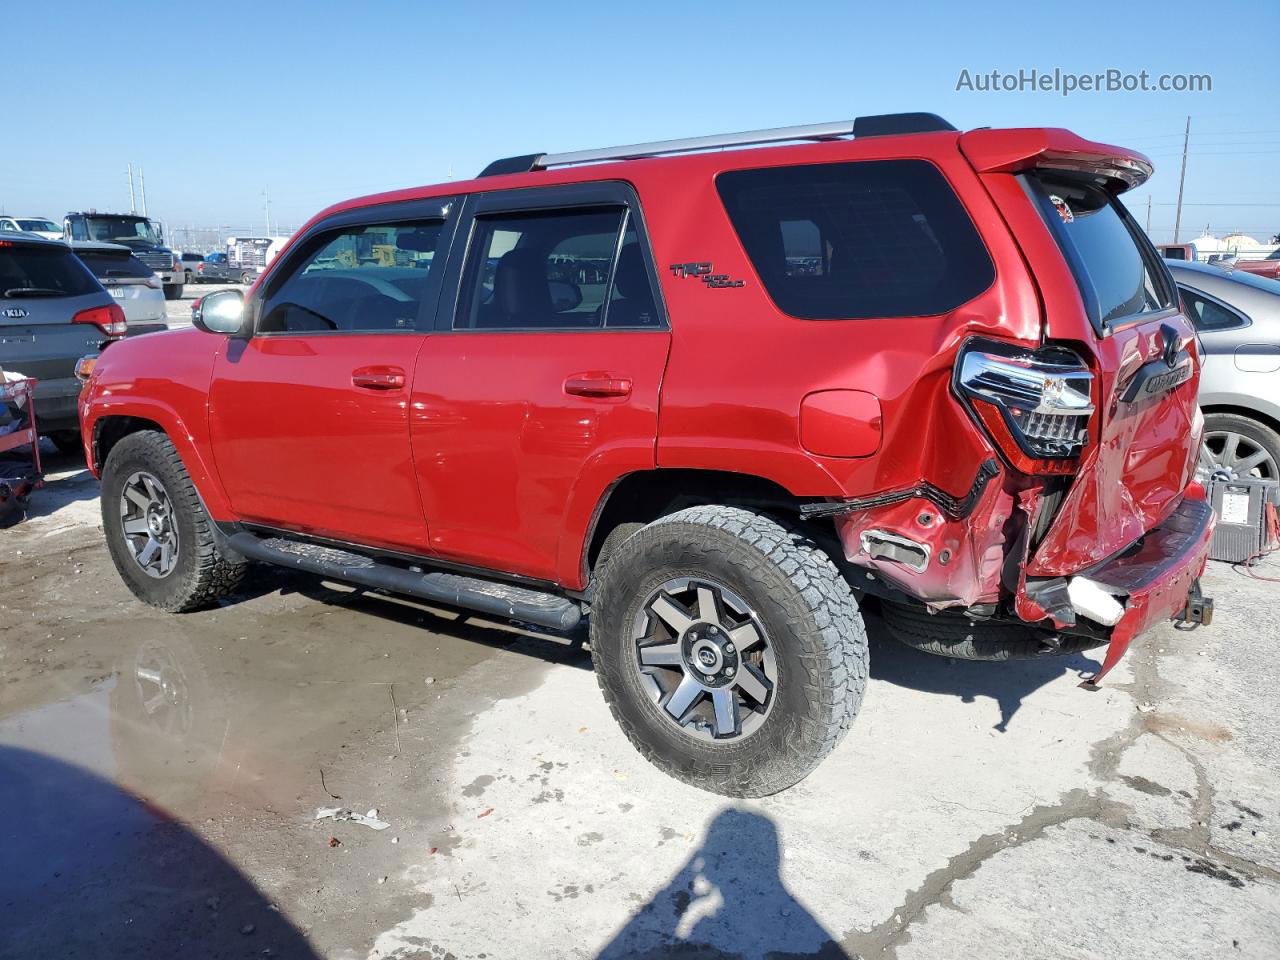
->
xmin=1 ymin=455 xmax=1277 ymax=959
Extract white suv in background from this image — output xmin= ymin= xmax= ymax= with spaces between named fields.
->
xmin=0 ymin=216 xmax=63 ymax=241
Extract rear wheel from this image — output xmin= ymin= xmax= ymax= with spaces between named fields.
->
xmin=163 ymin=284 xmax=183 ymax=300
xmin=101 ymin=430 xmax=247 ymax=612
xmin=1198 ymin=412 xmax=1280 ymax=483
xmin=880 ymin=600 xmax=1103 ymax=660
xmin=591 ymin=505 xmax=868 ymax=797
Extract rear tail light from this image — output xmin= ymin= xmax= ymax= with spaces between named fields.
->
xmin=73 ymin=303 xmax=128 ymax=338
xmin=956 ymin=338 xmax=1094 ymax=475
xmin=197 ymin=263 xmax=205 ymax=273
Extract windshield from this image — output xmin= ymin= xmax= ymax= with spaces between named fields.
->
xmin=0 ymin=245 xmax=102 ymax=298
xmin=76 ymin=250 xmax=154 ymax=280
xmin=85 ymin=217 xmax=162 ymax=245
xmin=16 ymin=219 xmax=59 ymax=233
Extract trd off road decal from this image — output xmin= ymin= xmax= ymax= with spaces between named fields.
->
xmin=669 ymin=262 xmax=745 ymax=288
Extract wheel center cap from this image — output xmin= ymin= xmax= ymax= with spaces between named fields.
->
xmin=689 ymin=638 xmax=723 ymax=675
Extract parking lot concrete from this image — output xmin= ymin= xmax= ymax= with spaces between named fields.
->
xmin=2 ymin=455 xmax=1278 ymax=959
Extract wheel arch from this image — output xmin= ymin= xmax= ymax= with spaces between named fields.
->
xmin=566 ymin=467 xmax=826 ymax=587
xmin=91 ymin=405 xmax=233 ymax=520
xmin=1200 ymin=401 xmax=1280 ymax=440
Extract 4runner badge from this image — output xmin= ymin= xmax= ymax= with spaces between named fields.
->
xmin=1 ymin=307 xmax=30 ymax=319
xmin=669 ymin=262 xmax=745 ymax=288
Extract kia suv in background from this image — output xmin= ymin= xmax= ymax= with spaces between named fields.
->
xmin=70 ymin=242 xmax=169 ymax=336
xmin=1168 ymin=259 xmax=1280 ymax=482
xmin=80 ymin=114 xmax=1213 ymax=795
xmin=0 ymin=216 xmax=64 ymax=241
xmin=0 ymin=234 xmax=124 ymax=455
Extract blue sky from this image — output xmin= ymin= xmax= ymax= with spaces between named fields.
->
xmin=5 ymin=0 xmax=1277 ymax=243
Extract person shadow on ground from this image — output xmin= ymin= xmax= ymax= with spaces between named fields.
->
xmin=595 ymin=808 xmax=851 ymax=959
xmin=0 ymin=745 xmax=321 ymax=959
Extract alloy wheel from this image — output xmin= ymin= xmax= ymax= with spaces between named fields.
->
xmin=1198 ymin=430 xmax=1278 ymax=482
xmin=119 ymin=471 xmax=180 ymax=579
xmin=631 ymin=577 xmax=777 ymax=742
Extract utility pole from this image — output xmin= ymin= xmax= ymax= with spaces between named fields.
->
xmin=1145 ymin=195 xmax=1152 ymax=235
xmin=139 ymin=167 xmax=148 ymax=218
xmin=263 ymin=190 xmax=273 ymax=237
xmin=127 ymin=163 xmax=136 ymax=213
xmin=1172 ymin=116 xmax=1190 ymax=243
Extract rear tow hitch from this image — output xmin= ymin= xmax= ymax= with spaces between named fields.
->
xmin=1173 ymin=579 xmax=1214 ymax=628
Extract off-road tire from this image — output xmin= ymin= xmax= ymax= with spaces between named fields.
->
xmin=594 ymin=521 xmax=644 ymax=570
xmin=591 ymin=505 xmax=868 ymax=797
xmin=881 ymin=600 xmax=1104 ymax=660
xmin=163 ymin=283 xmax=183 ymax=301
xmin=101 ymin=430 xmax=247 ymax=612
xmin=48 ymin=430 xmax=85 ymax=458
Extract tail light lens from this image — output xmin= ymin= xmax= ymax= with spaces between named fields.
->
xmin=956 ymin=338 xmax=1094 ymax=475
xmin=73 ymin=303 xmax=128 ymax=338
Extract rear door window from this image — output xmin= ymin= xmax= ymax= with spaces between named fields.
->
xmin=0 ymin=244 xmax=101 ymax=298
xmin=716 ymin=159 xmax=995 ymax=319
xmin=258 ymin=220 xmax=448 ymax=333
xmin=1029 ymin=176 xmax=1175 ymax=330
xmin=456 ymin=206 xmax=661 ymax=330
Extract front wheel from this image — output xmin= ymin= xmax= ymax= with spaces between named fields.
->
xmin=101 ymin=430 xmax=248 ymax=611
xmin=591 ymin=505 xmax=868 ymax=797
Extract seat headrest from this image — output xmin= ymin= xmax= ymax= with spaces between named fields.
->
xmin=613 ymin=243 xmax=647 ymax=300
xmin=494 ymin=248 xmax=552 ymax=322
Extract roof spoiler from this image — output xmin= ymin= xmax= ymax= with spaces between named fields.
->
xmin=959 ymin=128 xmax=1152 ymax=193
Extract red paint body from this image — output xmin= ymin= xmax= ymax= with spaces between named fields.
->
xmin=80 ymin=125 xmax=1212 ymax=674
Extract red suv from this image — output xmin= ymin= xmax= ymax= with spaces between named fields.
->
xmin=80 ymin=113 xmax=1214 ymax=796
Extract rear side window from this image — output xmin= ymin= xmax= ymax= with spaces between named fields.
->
xmin=1030 ymin=176 xmax=1175 ymax=329
xmin=258 ymin=220 xmax=447 ymax=333
xmin=716 ymin=160 xmax=995 ymax=319
xmin=77 ymin=251 xmax=153 ymax=279
xmin=457 ymin=206 xmax=660 ymax=330
xmin=1178 ymin=286 xmax=1248 ymax=332
xmin=0 ymin=244 xmax=101 ymax=298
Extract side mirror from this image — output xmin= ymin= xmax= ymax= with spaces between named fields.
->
xmin=192 ymin=289 xmax=247 ymax=336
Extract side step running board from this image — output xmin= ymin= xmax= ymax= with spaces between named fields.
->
xmin=226 ymin=532 xmax=582 ymax=631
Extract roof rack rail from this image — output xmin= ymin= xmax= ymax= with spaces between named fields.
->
xmin=476 ymin=113 xmax=956 ymax=178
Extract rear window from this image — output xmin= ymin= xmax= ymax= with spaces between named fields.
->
xmin=716 ymin=160 xmax=995 ymax=319
xmin=0 ymin=244 xmax=101 ymax=298
xmin=77 ymin=251 xmax=154 ymax=279
xmin=1030 ymin=176 xmax=1175 ymax=330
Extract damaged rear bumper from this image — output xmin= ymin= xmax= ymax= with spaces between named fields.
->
xmin=1021 ymin=490 xmax=1214 ymax=684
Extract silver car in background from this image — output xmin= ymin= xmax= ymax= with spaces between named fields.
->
xmin=1168 ymin=260 xmax=1280 ymax=482
xmin=70 ymin=242 xmax=168 ymax=336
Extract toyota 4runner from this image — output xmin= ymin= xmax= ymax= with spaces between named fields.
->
xmin=79 ymin=113 xmax=1214 ymax=796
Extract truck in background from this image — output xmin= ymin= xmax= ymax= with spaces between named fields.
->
xmin=227 ymin=235 xmax=290 ymax=282
xmin=64 ymin=212 xmax=184 ymax=300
